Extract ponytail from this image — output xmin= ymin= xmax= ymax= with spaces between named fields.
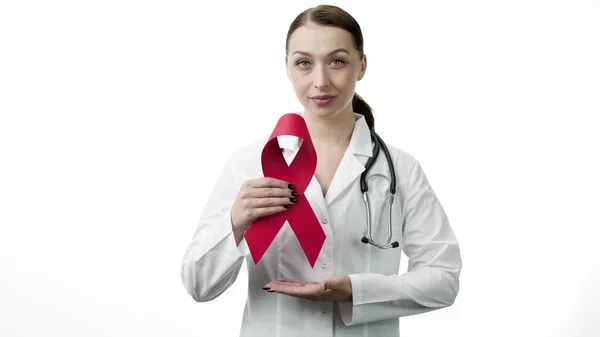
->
xmin=352 ymin=93 xmax=374 ymax=130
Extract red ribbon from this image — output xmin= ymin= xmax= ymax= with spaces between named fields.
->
xmin=243 ymin=113 xmax=326 ymax=267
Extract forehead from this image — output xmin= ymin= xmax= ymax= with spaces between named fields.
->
xmin=287 ymin=23 xmax=356 ymax=56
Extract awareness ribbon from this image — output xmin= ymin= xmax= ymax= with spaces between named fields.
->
xmin=243 ymin=113 xmax=326 ymax=267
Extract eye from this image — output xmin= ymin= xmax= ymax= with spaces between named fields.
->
xmin=294 ymin=59 xmax=345 ymax=69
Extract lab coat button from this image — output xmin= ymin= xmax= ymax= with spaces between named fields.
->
xmin=321 ymin=264 xmax=326 ymax=269
xmin=321 ymin=308 xmax=327 ymax=313
xmin=322 ymin=218 xmax=328 ymax=224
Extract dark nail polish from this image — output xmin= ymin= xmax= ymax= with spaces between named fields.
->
xmin=262 ymin=287 xmax=270 ymax=290
xmin=267 ymin=290 xmax=275 ymax=293
xmin=283 ymin=205 xmax=290 ymax=209
xmin=288 ymin=184 xmax=295 ymax=190
xmin=291 ymin=191 xmax=299 ymax=196
xmin=290 ymin=198 xmax=297 ymax=203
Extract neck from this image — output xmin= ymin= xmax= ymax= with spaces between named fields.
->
xmin=303 ymin=110 xmax=355 ymax=148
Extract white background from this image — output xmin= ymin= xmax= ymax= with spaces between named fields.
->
xmin=1 ymin=0 xmax=599 ymax=336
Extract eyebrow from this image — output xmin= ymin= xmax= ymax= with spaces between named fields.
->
xmin=291 ymin=48 xmax=350 ymax=57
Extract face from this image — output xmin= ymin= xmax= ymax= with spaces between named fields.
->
xmin=286 ymin=22 xmax=367 ymax=121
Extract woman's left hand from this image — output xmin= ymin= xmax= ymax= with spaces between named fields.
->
xmin=263 ymin=275 xmax=353 ymax=302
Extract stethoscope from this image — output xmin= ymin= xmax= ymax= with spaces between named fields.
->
xmin=359 ymin=130 xmax=400 ymax=249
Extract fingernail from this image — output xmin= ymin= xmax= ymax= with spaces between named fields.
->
xmin=283 ymin=205 xmax=290 ymax=209
xmin=288 ymin=184 xmax=295 ymax=190
xmin=267 ymin=290 xmax=275 ymax=293
xmin=291 ymin=191 xmax=299 ymax=196
xmin=290 ymin=198 xmax=297 ymax=203
xmin=262 ymin=287 xmax=270 ymax=290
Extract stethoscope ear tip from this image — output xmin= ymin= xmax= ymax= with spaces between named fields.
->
xmin=361 ymin=237 xmax=369 ymax=244
xmin=391 ymin=241 xmax=400 ymax=248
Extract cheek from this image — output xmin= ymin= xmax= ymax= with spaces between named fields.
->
xmin=290 ymin=76 xmax=309 ymax=94
xmin=334 ymin=74 xmax=357 ymax=95
xmin=332 ymin=70 xmax=356 ymax=87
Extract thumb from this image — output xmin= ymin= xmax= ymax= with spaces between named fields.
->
xmin=321 ymin=276 xmax=342 ymax=291
xmin=318 ymin=280 xmax=328 ymax=292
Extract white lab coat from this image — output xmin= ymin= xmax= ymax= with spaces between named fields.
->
xmin=181 ymin=112 xmax=462 ymax=337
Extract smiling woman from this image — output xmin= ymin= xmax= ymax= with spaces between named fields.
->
xmin=180 ymin=4 xmax=462 ymax=337
xmin=284 ymin=8 xmax=373 ymax=130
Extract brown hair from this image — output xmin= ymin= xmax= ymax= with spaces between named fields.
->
xmin=285 ymin=5 xmax=375 ymax=130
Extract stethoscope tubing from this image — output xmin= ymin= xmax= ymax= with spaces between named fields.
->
xmin=360 ymin=130 xmax=400 ymax=249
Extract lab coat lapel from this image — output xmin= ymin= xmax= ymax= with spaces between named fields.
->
xmin=324 ymin=114 xmax=373 ymax=206
xmin=324 ymin=150 xmax=365 ymax=206
xmin=304 ymin=175 xmax=327 ymax=218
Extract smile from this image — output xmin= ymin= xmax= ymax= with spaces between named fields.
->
xmin=311 ymin=96 xmax=335 ymax=105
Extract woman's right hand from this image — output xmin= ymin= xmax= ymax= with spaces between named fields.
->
xmin=230 ymin=177 xmax=298 ymax=234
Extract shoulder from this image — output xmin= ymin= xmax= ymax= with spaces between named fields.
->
xmin=229 ymin=137 xmax=268 ymax=158
xmin=383 ymin=143 xmax=437 ymax=194
xmin=223 ymin=137 xmax=268 ymax=175
xmin=380 ymin=141 xmax=435 ymax=190
xmin=384 ymin=143 xmax=419 ymax=175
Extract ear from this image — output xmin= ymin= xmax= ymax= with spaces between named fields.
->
xmin=357 ymin=54 xmax=367 ymax=81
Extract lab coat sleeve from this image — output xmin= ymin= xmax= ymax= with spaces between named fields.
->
xmin=338 ymin=158 xmax=462 ymax=326
xmin=180 ymin=151 xmax=251 ymax=302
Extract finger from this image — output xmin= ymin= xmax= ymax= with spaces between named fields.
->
xmin=248 ymin=187 xmax=296 ymax=199
xmin=247 ymin=197 xmax=295 ymax=209
xmin=264 ymin=284 xmax=292 ymax=294
xmin=251 ymin=206 xmax=288 ymax=219
xmin=267 ymin=281 xmax=305 ymax=288
xmin=277 ymin=278 xmax=310 ymax=285
xmin=319 ymin=278 xmax=339 ymax=290
xmin=268 ymin=284 xmax=312 ymax=297
xmin=248 ymin=177 xmax=294 ymax=190
xmin=266 ymin=285 xmax=333 ymax=302
xmin=265 ymin=279 xmax=312 ymax=289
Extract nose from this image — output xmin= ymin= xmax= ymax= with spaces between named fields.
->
xmin=312 ymin=64 xmax=330 ymax=89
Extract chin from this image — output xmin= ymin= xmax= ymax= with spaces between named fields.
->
xmin=304 ymin=107 xmax=340 ymax=119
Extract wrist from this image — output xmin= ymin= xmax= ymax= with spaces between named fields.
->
xmin=344 ymin=276 xmax=353 ymax=302
xmin=230 ymin=215 xmax=247 ymax=244
xmin=230 ymin=214 xmax=242 ymax=232
xmin=233 ymin=226 xmax=246 ymax=236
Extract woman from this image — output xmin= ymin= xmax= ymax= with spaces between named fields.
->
xmin=181 ymin=5 xmax=462 ymax=337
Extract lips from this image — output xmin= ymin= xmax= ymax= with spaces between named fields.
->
xmin=311 ymin=95 xmax=335 ymax=105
